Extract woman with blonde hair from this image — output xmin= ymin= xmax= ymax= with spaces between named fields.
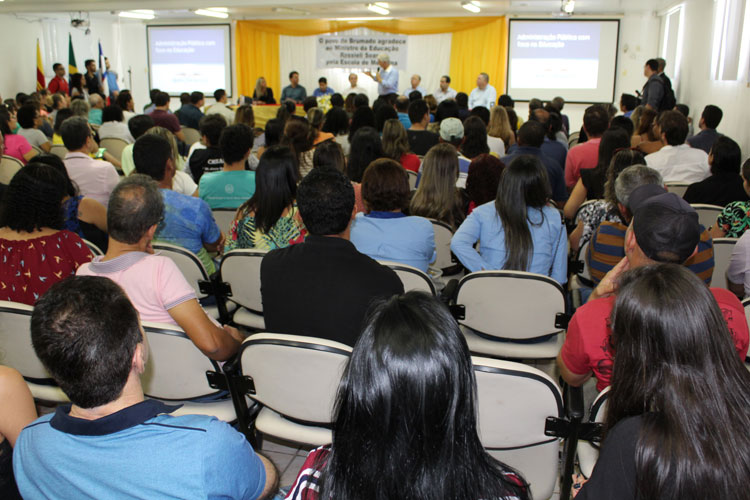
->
xmin=252 ymin=76 xmax=276 ymax=104
xmin=487 ymin=105 xmax=515 ymax=155
xmin=381 ymin=118 xmax=420 ymax=173
xmin=410 ymin=143 xmax=468 ymax=229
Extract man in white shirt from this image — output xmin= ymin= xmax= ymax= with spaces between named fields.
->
xmin=433 ymin=75 xmax=457 ymax=104
xmin=364 ymin=53 xmax=399 ymax=97
xmin=402 ymin=74 xmax=426 ymax=98
xmin=344 ymin=73 xmax=368 ymax=97
xmin=468 ymin=72 xmax=496 ymax=110
xmin=645 ymin=110 xmax=710 ymax=184
xmin=61 ymin=116 xmax=120 ymax=206
xmin=206 ymin=89 xmax=235 ymax=124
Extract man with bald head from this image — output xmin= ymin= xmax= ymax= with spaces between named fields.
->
xmin=402 ymin=74 xmax=426 ymax=98
xmin=468 ymin=72 xmax=496 ymax=110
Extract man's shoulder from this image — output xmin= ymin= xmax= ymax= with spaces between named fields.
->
xmin=572 ymin=295 xmax=616 ymax=326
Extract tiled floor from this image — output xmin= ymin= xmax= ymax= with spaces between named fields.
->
xmin=260 ymin=436 xmax=314 ymax=487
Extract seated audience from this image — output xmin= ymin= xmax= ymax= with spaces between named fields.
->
xmin=563 ymin=127 xmax=631 ymax=220
xmin=684 ymin=136 xmax=747 ymax=206
xmin=307 ymin=107 xmax=334 ymax=147
xmin=587 ymin=169 xmax=714 ymax=284
xmin=347 ymin=126 xmax=385 ymax=205
xmin=374 ymin=103 xmax=398 ymax=133
xmin=410 ymin=143 xmax=469 ymax=229
xmin=348 ymin=106 xmax=376 ymax=143
xmin=69 ymin=98 xmax=90 ymax=120
xmin=459 ymin=116 xmax=490 ymax=165
xmin=687 ymin=104 xmax=723 ymax=154
xmin=532 ymin=108 xmax=568 ymax=167
xmin=97 ymin=105 xmax=134 ymax=143
xmin=77 ymin=176 xmax=242 ymax=360
xmin=382 ymin=119 xmax=420 ymax=173
xmin=500 ymin=120 xmax=567 ymax=204
xmin=407 ymin=99 xmax=440 ymax=156
xmin=148 ymin=91 xmax=186 ymax=143
xmin=286 ymin=291 xmax=529 ymax=500
xmin=728 ymin=228 xmax=750 ymax=297
xmin=206 ymin=88 xmax=235 ymax=123
xmin=465 ymin=153 xmax=504 ymax=214
xmin=631 ymin=106 xmax=662 ymax=154
xmin=51 ymin=108 xmax=73 ymax=145
xmin=451 ymin=155 xmax=567 ymax=283
xmin=645 ymin=110 xmax=710 ymax=183
xmin=261 ymin=167 xmax=404 ymax=346
xmin=14 ymin=276 xmax=274 ymax=498
xmin=302 ymin=96 xmax=318 ymax=113
xmin=16 ymin=103 xmax=51 ymax=152
xmin=565 ymin=105 xmax=609 ymax=188
xmin=35 ymin=153 xmax=108 ymax=252
xmin=120 ymin=115 xmax=154 ymax=176
xmin=0 ymin=163 xmax=93 ymax=305
xmin=438 ymin=117 xmax=470 ymax=175
xmin=281 ymin=118 xmax=315 ymax=179
xmin=256 ymin=118 xmax=283 ymax=159
xmin=395 ymin=95 xmax=412 ymax=130
xmin=609 ymin=115 xmax=635 ymax=137
xmin=456 ymin=92 xmax=470 ymax=120
xmin=351 ymin=158 xmax=436 ymax=272
xmin=178 ymin=91 xmax=205 ymax=129
xmin=146 ymin=126 xmax=198 ymax=197
xmin=569 ymin=150 xmax=645 ymax=251
xmin=253 ymin=76 xmax=276 ymax=104
xmin=487 ymin=105 xmax=515 ymax=156
xmin=710 ymin=158 xmax=750 ymax=238
xmin=0 ymin=108 xmax=35 ymax=164
xmin=115 ymin=90 xmax=136 ymax=122
xmin=133 ymin=134 xmax=223 ymax=274
xmin=322 ymin=106 xmax=350 ymax=155
xmin=560 ymin=184 xmax=747 ymax=392
xmin=61 ymin=116 xmax=119 ymax=206
xmin=189 ymin=114 xmax=227 ymax=182
xmin=199 ymin=124 xmax=256 ymax=209
xmin=313 ymin=141 xmax=366 ymax=213
xmin=674 ymin=103 xmax=694 ymax=138
xmin=572 ymin=264 xmax=750 ymax=499
xmin=87 ymin=94 xmax=104 ymax=125
xmin=469 ymin=106 xmax=490 ymax=127
xmin=225 ymin=145 xmax=305 ymax=251
xmin=0 ymin=366 xmax=36 ymax=500
xmin=619 ymin=93 xmax=637 ymax=117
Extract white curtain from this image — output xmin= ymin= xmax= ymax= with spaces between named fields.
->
xmin=279 ymin=28 xmax=451 ymax=101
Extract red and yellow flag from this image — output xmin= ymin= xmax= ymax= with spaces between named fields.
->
xmin=36 ymin=39 xmax=45 ymax=91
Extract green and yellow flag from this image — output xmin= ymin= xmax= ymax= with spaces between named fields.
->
xmin=68 ymin=33 xmax=78 ymax=75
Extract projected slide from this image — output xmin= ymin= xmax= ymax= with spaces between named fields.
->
xmin=147 ymin=25 xmax=231 ymax=96
xmin=507 ymin=20 xmax=619 ymax=103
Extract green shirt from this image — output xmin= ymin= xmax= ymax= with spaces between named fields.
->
xmin=198 ymin=170 xmax=256 ymax=209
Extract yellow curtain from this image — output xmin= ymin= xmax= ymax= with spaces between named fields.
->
xmin=449 ymin=18 xmax=508 ymax=96
xmin=235 ymin=22 xmax=280 ymax=98
xmin=235 ymin=17 xmax=507 ymax=97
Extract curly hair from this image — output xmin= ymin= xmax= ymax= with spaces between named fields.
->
xmin=0 ymin=163 xmax=66 ymax=232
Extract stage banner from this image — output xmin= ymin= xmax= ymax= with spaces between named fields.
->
xmin=315 ymin=34 xmax=408 ymax=69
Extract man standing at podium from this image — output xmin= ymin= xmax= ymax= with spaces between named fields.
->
xmin=365 ymin=53 xmax=398 ymax=97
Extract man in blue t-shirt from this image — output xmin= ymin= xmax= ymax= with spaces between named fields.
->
xmin=200 ymin=123 xmax=256 ymax=209
xmin=134 ymin=134 xmax=224 ymax=273
xmin=13 ymin=276 xmax=277 ymax=500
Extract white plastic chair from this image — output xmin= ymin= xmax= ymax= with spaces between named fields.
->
xmin=181 ymin=126 xmax=201 ymax=146
xmin=665 ymin=182 xmax=690 ymax=198
xmin=212 ymin=208 xmax=237 ymax=237
xmin=711 ymin=237 xmax=738 ymax=289
xmin=691 ymin=204 xmax=723 ymax=231
xmin=219 ymin=248 xmax=267 ymax=329
xmin=428 ymin=218 xmax=463 ymax=276
xmin=0 ymin=301 xmax=69 ymax=403
xmin=577 ymin=387 xmax=610 ymax=478
xmin=100 ymin=137 xmax=129 ymax=163
xmin=0 ymin=155 xmax=23 ymax=185
xmin=235 ymin=333 xmax=352 ymax=446
xmin=379 ymin=260 xmax=436 ymax=295
xmin=50 ymin=144 xmax=68 ymax=160
xmin=473 ymin=356 xmax=565 ymax=500
xmin=83 ymin=238 xmax=104 ymax=256
xmin=453 ymin=271 xmax=568 ymax=359
xmin=141 ymin=321 xmax=236 ymax=421
xmin=406 ymin=169 xmax=418 ymax=190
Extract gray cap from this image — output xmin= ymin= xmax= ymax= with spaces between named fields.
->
xmin=439 ymin=117 xmax=464 ymax=142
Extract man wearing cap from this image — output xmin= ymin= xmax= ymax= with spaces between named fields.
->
xmin=558 ymin=183 xmax=749 ymax=392
xmin=437 ymin=118 xmax=471 ymax=186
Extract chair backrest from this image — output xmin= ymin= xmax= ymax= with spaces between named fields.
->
xmin=0 ymin=301 xmax=54 ymax=380
xmin=578 ymin=387 xmax=610 ymax=477
xmin=239 ymin=333 xmax=352 ymax=424
xmin=380 ymin=260 xmax=436 ymax=295
xmin=576 ymin=237 xmax=593 ymax=283
xmin=83 ymin=238 xmax=104 ymax=256
xmin=100 ymin=137 xmax=129 ymax=163
xmin=568 ymin=131 xmax=580 ymax=148
xmin=220 ymin=249 xmax=267 ymax=313
xmin=691 ymin=204 xmax=723 ymax=231
xmin=665 ymin=182 xmax=690 ymax=197
xmin=31 ymin=145 xmax=43 ymax=156
xmin=455 ymin=271 xmax=566 ymax=340
xmin=710 ymin=238 xmax=738 ymax=289
xmin=472 ymin=356 xmax=563 ymax=500
xmin=406 ymin=169 xmax=418 ymax=190
xmin=50 ymin=144 xmax=68 ymax=160
xmin=151 ymin=242 xmax=209 ymax=298
xmin=0 ymin=155 xmax=23 ymax=185
xmin=428 ymin=218 xmax=455 ymax=271
xmin=141 ymin=321 xmax=222 ymax=400
xmin=212 ymin=208 xmax=237 ymax=236
xmin=181 ymin=127 xmax=201 ymax=146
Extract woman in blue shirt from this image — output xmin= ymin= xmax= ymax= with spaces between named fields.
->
xmin=350 ymin=159 xmax=436 ymax=272
xmin=451 ymin=155 xmax=567 ymax=284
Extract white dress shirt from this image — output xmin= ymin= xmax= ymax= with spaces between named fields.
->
xmin=206 ymin=102 xmax=236 ymax=124
xmin=433 ymin=87 xmax=457 ymax=103
xmin=468 ymin=84 xmax=497 ymax=110
xmin=645 ymin=144 xmax=710 ymax=184
xmin=98 ymin=121 xmax=135 ymax=143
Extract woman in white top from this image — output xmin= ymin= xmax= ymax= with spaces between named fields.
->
xmin=487 ymin=105 xmax=515 ymax=156
xmin=98 ymin=106 xmax=135 ymax=143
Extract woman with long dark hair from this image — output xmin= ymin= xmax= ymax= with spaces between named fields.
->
xmin=281 ymin=119 xmax=315 ymax=179
xmin=460 ymin=116 xmax=490 ymax=160
xmin=574 ymin=263 xmax=750 ymax=499
xmin=224 ymin=145 xmax=306 ymax=251
xmin=451 ymin=155 xmax=567 ymax=284
xmin=322 ymin=106 xmax=350 ymax=155
xmin=346 ymin=126 xmax=384 ymax=183
xmin=348 ymin=106 xmax=375 ymax=143
xmin=286 ymin=291 xmax=529 ymax=500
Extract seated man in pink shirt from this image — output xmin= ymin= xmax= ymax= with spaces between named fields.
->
xmin=558 ymin=184 xmax=749 ymax=392
xmin=61 ymin=116 xmax=120 ymax=207
xmin=564 ymin=105 xmax=609 ymax=189
xmin=77 ymin=174 xmax=243 ymax=361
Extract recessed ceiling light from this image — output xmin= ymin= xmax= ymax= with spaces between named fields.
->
xmin=195 ymin=8 xmax=229 ymax=18
xmin=462 ymin=1 xmax=481 ymax=13
xmin=119 ymin=10 xmax=155 ymax=19
xmin=367 ymin=3 xmax=390 ymax=15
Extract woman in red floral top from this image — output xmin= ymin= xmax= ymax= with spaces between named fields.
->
xmin=285 ymin=292 xmax=528 ymax=500
xmin=0 ymin=164 xmax=92 ymax=305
